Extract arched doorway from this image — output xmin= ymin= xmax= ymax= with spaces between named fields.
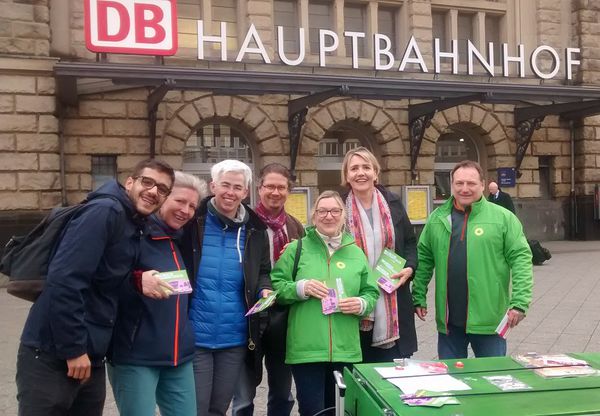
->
xmin=183 ymin=121 xmax=256 ymax=203
xmin=434 ymin=125 xmax=482 ymax=204
xmin=316 ymin=123 xmax=375 ymax=195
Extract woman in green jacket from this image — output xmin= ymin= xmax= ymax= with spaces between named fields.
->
xmin=271 ymin=190 xmax=379 ymax=416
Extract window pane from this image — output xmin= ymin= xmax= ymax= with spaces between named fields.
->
xmin=457 ymin=12 xmax=474 ymax=58
xmin=178 ymin=0 xmax=202 ymax=50
xmin=275 ymin=0 xmax=300 ymax=54
xmin=91 ymin=155 xmax=117 ymax=191
xmin=184 ymin=123 xmax=252 ymax=164
xmin=485 ymin=14 xmax=502 ymax=65
xmin=309 ymin=1 xmax=332 ymax=54
xmin=432 ymin=10 xmax=447 ymax=50
xmin=344 ymin=4 xmax=366 ymax=58
xmin=212 ymin=0 xmax=237 ymax=50
xmin=377 ymin=7 xmax=397 ymax=56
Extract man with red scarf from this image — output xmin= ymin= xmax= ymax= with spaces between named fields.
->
xmin=232 ymin=163 xmax=305 ymax=416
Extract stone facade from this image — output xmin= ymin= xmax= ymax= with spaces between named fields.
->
xmin=0 ymin=0 xmax=599 ymax=241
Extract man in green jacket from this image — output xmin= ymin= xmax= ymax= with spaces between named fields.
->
xmin=412 ymin=160 xmax=532 ymax=359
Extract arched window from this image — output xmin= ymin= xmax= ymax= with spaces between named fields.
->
xmin=183 ymin=122 xmax=255 ymax=201
xmin=316 ymin=124 xmax=369 ymax=195
xmin=434 ymin=129 xmax=479 ymax=201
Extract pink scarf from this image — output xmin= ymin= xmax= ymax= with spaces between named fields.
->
xmin=346 ymin=188 xmax=400 ymax=347
xmin=255 ymin=202 xmax=288 ymax=262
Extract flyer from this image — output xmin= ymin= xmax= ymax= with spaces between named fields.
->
xmin=245 ymin=291 xmax=277 ymax=316
xmin=157 ymin=270 xmax=192 ymax=294
xmin=374 ymin=248 xmax=407 ymax=294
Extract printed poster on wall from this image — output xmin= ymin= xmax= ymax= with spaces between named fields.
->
xmin=285 ymin=187 xmax=311 ymax=226
xmin=404 ymin=186 xmax=431 ymax=225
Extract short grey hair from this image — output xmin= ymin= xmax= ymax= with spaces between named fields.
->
xmin=173 ymin=171 xmax=208 ymax=202
xmin=210 ymin=160 xmax=253 ymax=189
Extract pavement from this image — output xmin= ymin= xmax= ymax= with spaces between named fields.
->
xmin=1 ymin=240 xmax=599 ymax=415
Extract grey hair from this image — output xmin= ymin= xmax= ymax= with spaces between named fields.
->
xmin=173 ymin=171 xmax=208 ymax=202
xmin=210 ymin=159 xmax=253 ymax=189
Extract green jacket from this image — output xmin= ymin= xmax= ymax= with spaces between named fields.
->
xmin=271 ymin=227 xmax=379 ymax=364
xmin=412 ymin=197 xmax=533 ymax=335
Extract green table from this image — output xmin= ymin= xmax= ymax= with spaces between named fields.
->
xmin=344 ymin=353 xmax=600 ymax=415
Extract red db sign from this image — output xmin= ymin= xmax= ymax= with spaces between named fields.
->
xmin=85 ymin=0 xmax=178 ymax=55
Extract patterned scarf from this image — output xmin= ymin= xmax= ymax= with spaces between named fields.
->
xmin=255 ymin=202 xmax=288 ymax=263
xmin=345 ymin=188 xmax=400 ymax=347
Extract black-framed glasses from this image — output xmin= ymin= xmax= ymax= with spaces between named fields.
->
xmin=133 ymin=176 xmax=171 ymax=197
xmin=316 ymin=208 xmax=343 ymax=218
xmin=261 ymin=184 xmax=288 ymax=193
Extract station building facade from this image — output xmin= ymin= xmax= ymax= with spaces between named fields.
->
xmin=1 ymin=0 xmax=600 ymax=241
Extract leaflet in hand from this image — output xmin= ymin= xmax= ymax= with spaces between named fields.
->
xmin=495 ymin=311 xmax=511 ymax=339
xmin=322 ymin=278 xmax=345 ymax=315
xmin=245 ymin=292 xmax=277 ymax=316
xmin=158 ymin=270 xmax=192 ymax=294
xmin=374 ymin=248 xmax=407 ymax=294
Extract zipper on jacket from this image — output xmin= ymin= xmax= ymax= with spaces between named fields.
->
xmin=169 ymin=239 xmax=182 ymax=366
xmin=244 ymin=228 xmax=256 ymax=351
xmin=445 ymin=226 xmax=452 ymax=335
xmin=319 ymin=237 xmax=354 ymax=361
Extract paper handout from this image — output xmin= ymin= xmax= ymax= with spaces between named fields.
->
xmin=157 ymin=270 xmax=192 ymax=295
xmin=374 ymin=248 xmax=407 ymax=294
xmin=245 ymin=292 xmax=277 ymax=316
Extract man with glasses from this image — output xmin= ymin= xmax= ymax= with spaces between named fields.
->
xmin=180 ymin=159 xmax=272 ymax=416
xmin=232 ymin=163 xmax=305 ymax=416
xmin=16 ymin=159 xmax=175 ymax=416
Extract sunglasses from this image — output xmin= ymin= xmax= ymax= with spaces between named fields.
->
xmin=133 ymin=176 xmax=172 ymax=197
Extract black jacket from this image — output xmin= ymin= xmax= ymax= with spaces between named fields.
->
xmin=261 ymin=214 xmax=305 ymax=354
xmin=488 ymin=190 xmax=515 ymax=214
xmin=21 ymin=180 xmax=144 ymax=364
xmin=180 ymin=196 xmax=271 ymax=384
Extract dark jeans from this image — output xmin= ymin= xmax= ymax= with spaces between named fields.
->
xmin=437 ymin=325 xmax=507 ymax=359
xmin=231 ymin=349 xmax=294 ymax=416
xmin=16 ymin=344 xmax=106 ymax=416
xmin=291 ymin=362 xmax=348 ymax=416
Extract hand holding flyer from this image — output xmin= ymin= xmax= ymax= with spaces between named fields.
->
xmin=374 ymin=248 xmax=407 ymax=294
xmin=157 ymin=270 xmax=192 ymax=295
xmin=245 ymin=291 xmax=277 ymax=316
xmin=495 ymin=311 xmax=511 ymax=339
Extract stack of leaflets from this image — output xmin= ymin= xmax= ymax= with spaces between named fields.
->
xmin=321 ymin=278 xmax=345 ymax=315
xmin=157 ymin=270 xmax=192 ymax=294
xmin=401 ymin=391 xmax=460 ymax=407
xmin=483 ymin=375 xmax=532 ymax=391
xmin=374 ymin=248 xmax=407 ymax=294
xmin=512 ymin=353 xmax=598 ymax=378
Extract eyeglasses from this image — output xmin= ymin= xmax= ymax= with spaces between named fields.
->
xmin=261 ymin=184 xmax=288 ymax=193
xmin=133 ymin=176 xmax=171 ymax=197
xmin=315 ymin=208 xmax=343 ymax=218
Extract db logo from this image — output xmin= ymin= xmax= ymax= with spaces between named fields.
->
xmin=84 ymin=0 xmax=178 ymax=55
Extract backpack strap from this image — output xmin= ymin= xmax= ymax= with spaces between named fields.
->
xmin=291 ymin=238 xmax=302 ymax=281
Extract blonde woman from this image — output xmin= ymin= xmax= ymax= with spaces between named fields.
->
xmin=271 ymin=190 xmax=379 ymax=416
xmin=341 ymin=147 xmax=418 ymax=362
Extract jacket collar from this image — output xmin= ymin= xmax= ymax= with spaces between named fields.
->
xmin=196 ymin=195 xmax=267 ymax=231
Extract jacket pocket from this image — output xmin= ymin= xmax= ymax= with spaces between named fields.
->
xmin=85 ymin=319 xmax=114 ymax=359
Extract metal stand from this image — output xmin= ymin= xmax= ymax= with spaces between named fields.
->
xmin=334 ymin=370 xmax=346 ymax=416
